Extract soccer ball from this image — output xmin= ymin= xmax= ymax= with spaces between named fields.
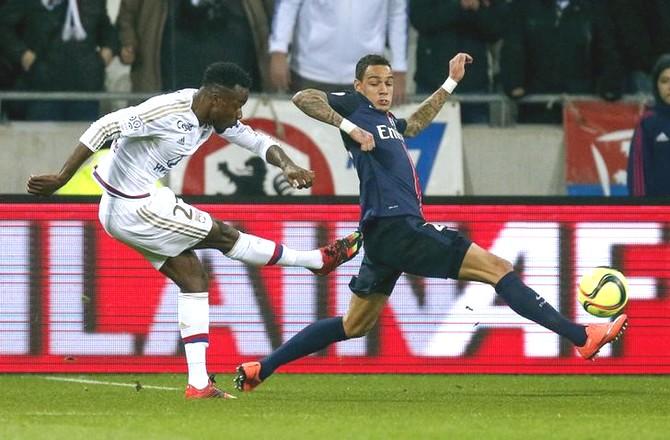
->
xmin=578 ymin=267 xmax=629 ymax=318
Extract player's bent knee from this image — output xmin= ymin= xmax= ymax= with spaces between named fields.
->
xmin=494 ymin=256 xmax=514 ymax=275
xmin=205 ymin=220 xmax=240 ymax=253
xmin=343 ymin=316 xmax=377 ymax=338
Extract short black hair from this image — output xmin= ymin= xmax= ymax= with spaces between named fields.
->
xmin=202 ymin=62 xmax=252 ymax=90
xmin=355 ymin=54 xmax=391 ymax=80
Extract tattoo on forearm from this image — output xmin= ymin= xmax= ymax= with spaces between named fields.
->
xmin=292 ymin=89 xmax=343 ymax=127
xmin=405 ymin=89 xmax=449 ymax=137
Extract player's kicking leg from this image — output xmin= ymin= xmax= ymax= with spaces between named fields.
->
xmin=197 ymin=220 xmax=362 ymax=275
xmin=459 ymin=243 xmax=628 ymax=360
xmin=160 ymin=251 xmax=236 ymax=399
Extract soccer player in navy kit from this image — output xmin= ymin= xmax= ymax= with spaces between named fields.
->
xmin=234 ymin=53 xmax=628 ymax=391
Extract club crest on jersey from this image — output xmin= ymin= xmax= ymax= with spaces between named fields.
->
xmin=376 ymin=124 xmax=403 ymax=140
xmin=176 ymin=120 xmax=195 ymax=132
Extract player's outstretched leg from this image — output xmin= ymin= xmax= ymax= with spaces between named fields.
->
xmin=576 ymin=314 xmax=628 ymax=360
xmin=215 ymin=225 xmax=362 ymax=275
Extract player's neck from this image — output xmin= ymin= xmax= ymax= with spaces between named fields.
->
xmin=191 ymin=89 xmax=209 ymax=126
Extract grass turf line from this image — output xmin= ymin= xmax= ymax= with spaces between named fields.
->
xmin=0 ymin=374 xmax=668 ymax=440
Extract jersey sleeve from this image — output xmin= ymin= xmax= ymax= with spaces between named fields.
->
xmin=217 ymin=121 xmax=275 ymax=161
xmin=79 ymin=96 xmax=190 ymax=152
xmin=327 ymin=92 xmax=360 ymax=118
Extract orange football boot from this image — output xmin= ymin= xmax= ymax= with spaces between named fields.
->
xmin=185 ymin=377 xmax=236 ymax=400
xmin=234 ymin=361 xmax=262 ymax=392
xmin=577 ymin=314 xmax=628 ymax=360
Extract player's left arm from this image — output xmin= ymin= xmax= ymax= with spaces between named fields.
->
xmin=266 ymin=145 xmax=315 ymax=189
xmin=219 ymin=121 xmax=315 ymax=189
xmin=27 ymin=143 xmax=94 ymax=196
xmin=404 ymin=52 xmax=473 ymax=137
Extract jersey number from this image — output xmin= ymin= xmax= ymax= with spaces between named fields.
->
xmin=173 ymin=205 xmax=193 ymax=220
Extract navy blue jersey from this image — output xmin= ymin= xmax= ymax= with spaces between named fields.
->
xmin=328 ymin=91 xmax=423 ymax=225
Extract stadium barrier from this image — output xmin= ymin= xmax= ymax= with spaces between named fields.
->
xmin=1 ymin=198 xmax=668 ymax=374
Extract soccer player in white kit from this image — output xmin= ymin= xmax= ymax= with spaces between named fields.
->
xmin=27 ymin=62 xmax=362 ymax=399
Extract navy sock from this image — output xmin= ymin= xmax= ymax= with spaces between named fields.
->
xmin=495 ymin=272 xmax=587 ymax=346
xmin=259 ymin=317 xmax=348 ymax=380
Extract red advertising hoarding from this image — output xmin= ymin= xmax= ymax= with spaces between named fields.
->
xmin=1 ymin=202 xmax=668 ymax=374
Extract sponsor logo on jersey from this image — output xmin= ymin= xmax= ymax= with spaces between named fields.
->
xmin=166 ymin=155 xmax=185 ymax=168
xmin=376 ymin=124 xmax=403 ymax=140
xmin=177 ymin=136 xmax=185 ymax=146
xmin=656 ymin=132 xmax=669 ymax=142
xmin=177 ymin=120 xmax=195 ymax=132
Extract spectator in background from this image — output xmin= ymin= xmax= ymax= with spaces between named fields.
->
xmin=627 ymin=54 xmax=670 ymax=197
xmin=501 ymin=0 xmax=623 ymax=123
xmin=410 ymin=0 xmax=506 ymax=123
xmin=0 ymin=0 xmax=117 ymax=121
xmin=608 ymin=0 xmax=670 ymax=94
xmin=269 ymin=0 xmax=408 ymax=103
xmin=0 ymin=0 xmax=16 ymax=88
xmin=117 ymin=0 xmax=273 ymax=93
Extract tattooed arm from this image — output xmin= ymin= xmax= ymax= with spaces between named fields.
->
xmin=404 ymin=52 xmax=473 ymax=138
xmin=292 ymin=89 xmax=376 ymax=151
xmin=291 ymin=89 xmax=344 ymax=127
xmin=404 ymin=89 xmax=450 ymax=137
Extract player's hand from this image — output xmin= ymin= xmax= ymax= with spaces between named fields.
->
xmin=448 ymin=53 xmax=473 ymax=83
xmin=350 ymin=127 xmax=375 ymax=152
xmin=270 ymin=52 xmax=291 ymax=92
xmin=27 ymin=174 xmax=65 ymax=196
xmin=282 ymin=164 xmax=315 ymax=189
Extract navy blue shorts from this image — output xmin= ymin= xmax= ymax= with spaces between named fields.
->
xmin=349 ymin=216 xmax=472 ymax=297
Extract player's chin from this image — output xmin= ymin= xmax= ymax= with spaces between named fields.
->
xmin=376 ymin=101 xmax=391 ymax=110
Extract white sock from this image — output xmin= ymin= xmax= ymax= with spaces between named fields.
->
xmin=178 ymin=291 xmax=210 ymax=389
xmin=184 ymin=343 xmax=208 ymax=389
xmin=225 ymin=232 xmax=322 ymax=269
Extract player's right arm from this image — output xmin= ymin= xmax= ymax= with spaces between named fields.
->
xmin=27 ymin=97 xmax=176 ymax=196
xmin=27 ymin=143 xmax=93 ymax=196
xmin=404 ymin=52 xmax=472 ymax=137
xmin=291 ymin=89 xmax=375 ymax=151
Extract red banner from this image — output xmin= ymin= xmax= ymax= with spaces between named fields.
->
xmin=564 ymin=101 xmax=644 ymax=195
xmin=1 ymin=202 xmax=668 ymax=374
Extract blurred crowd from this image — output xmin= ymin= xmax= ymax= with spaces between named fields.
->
xmin=0 ymin=0 xmax=669 ymax=123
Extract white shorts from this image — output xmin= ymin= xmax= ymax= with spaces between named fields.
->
xmin=98 ymin=187 xmax=213 ymax=269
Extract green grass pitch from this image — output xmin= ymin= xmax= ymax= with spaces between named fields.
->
xmin=1 ymin=374 xmax=668 ymax=439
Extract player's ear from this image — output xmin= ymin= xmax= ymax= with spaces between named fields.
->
xmin=354 ymin=79 xmax=362 ymax=92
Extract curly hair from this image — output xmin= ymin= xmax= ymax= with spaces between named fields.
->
xmin=202 ymin=62 xmax=252 ymax=90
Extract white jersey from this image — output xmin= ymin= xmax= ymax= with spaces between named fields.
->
xmin=80 ymin=88 xmax=275 ymax=198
